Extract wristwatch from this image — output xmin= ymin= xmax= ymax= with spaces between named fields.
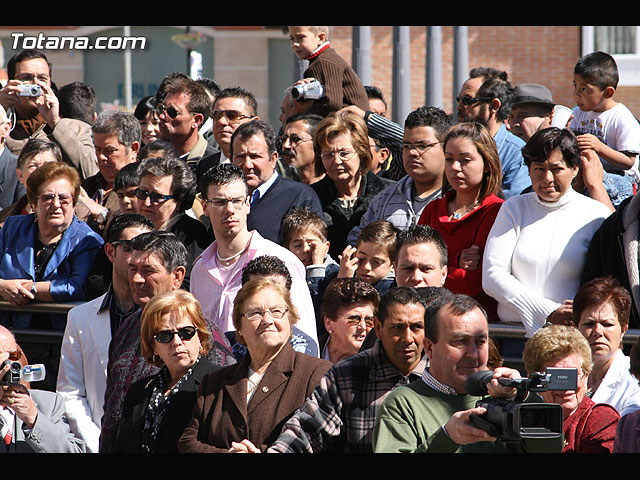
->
xmin=95 ymin=208 xmax=109 ymax=225
xmin=30 ymin=282 xmax=37 ymax=297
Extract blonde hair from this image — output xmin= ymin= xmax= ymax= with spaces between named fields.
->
xmin=523 ymin=325 xmax=593 ymax=376
xmin=140 ymin=290 xmax=212 ymax=367
xmin=231 ymin=278 xmax=299 ymax=347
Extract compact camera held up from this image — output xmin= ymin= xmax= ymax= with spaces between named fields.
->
xmin=1 ymin=359 xmax=46 ymax=385
xmin=17 ymin=84 xmax=43 ymax=97
xmin=465 ymin=368 xmax=578 ymax=443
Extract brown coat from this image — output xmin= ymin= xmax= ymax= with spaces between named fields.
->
xmin=178 ymin=342 xmax=331 ymax=453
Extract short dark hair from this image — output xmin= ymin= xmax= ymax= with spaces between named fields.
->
xmin=365 ymin=85 xmax=387 ymax=108
xmin=92 ymin=110 xmax=141 ymax=148
xmin=7 ymin=49 xmax=51 ymax=80
xmin=425 ymin=293 xmax=487 ymax=342
xmin=133 ymin=95 xmax=158 ymax=121
xmin=395 ymin=225 xmax=448 ymax=268
xmin=113 ymin=162 xmax=140 ymax=191
xmin=163 ymin=76 xmax=212 ymax=121
xmin=129 ymin=230 xmax=188 ymax=273
xmin=357 ymin=220 xmax=399 ymax=263
xmin=215 ymin=86 xmax=258 ymax=117
xmin=199 ymin=163 xmax=249 ymax=198
xmin=230 ymin=119 xmax=277 ymax=158
xmin=137 ymin=140 xmax=179 ymax=162
xmin=416 ymin=286 xmax=454 ymax=307
xmin=137 ymin=156 xmax=197 ymax=212
xmin=17 ymin=138 xmax=62 ymax=170
xmin=57 ymin=81 xmax=96 ymax=125
xmin=573 ymin=276 xmax=631 ymax=329
xmin=469 ymin=67 xmax=508 ymax=82
xmin=574 ymin=51 xmax=619 ymax=90
xmin=321 ymin=277 xmax=380 ymax=320
xmin=285 ymin=112 xmax=323 ymax=136
xmin=521 ymin=127 xmax=581 ymax=169
xmin=196 ymin=77 xmax=221 ymax=98
xmin=404 ymin=106 xmax=453 ymax=140
xmin=476 ymin=76 xmax=516 ymax=122
xmin=377 ymin=287 xmax=425 ymax=326
xmin=241 ymin=255 xmax=293 ymax=289
xmin=281 ymin=207 xmax=328 ymax=246
xmin=105 ymin=212 xmax=154 ymax=243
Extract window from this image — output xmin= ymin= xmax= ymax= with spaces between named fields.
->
xmin=582 ymin=26 xmax=640 ymax=86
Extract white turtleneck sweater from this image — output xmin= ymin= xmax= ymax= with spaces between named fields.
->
xmin=482 ymin=188 xmax=612 ymax=337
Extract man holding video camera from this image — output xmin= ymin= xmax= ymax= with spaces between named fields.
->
xmin=0 ymin=325 xmax=85 ymax=453
xmin=372 ymin=293 xmax=563 ymax=453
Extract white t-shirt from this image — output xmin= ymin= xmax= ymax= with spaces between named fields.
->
xmin=570 ymin=103 xmax=640 ymax=180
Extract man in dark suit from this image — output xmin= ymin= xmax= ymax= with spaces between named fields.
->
xmin=229 ymin=119 xmax=324 ymax=245
xmin=0 ymin=105 xmax=24 ymax=210
xmin=0 ymin=326 xmax=85 ymax=453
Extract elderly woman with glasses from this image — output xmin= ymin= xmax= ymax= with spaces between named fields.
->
xmin=311 ymin=110 xmax=395 ymax=261
xmin=178 ymin=278 xmax=331 ymax=453
xmin=115 ymin=289 xmax=221 ymax=453
xmin=0 ymin=161 xmax=103 ymax=331
xmin=523 ymin=324 xmax=620 ymax=453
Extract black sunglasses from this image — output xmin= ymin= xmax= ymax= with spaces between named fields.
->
xmin=135 ymin=187 xmax=176 ymax=204
xmin=153 ymin=326 xmax=198 ymax=344
xmin=456 ymin=95 xmax=493 ymax=106
xmin=158 ymin=103 xmax=190 ymax=119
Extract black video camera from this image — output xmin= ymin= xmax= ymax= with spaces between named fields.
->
xmin=465 ymin=368 xmax=577 ymax=443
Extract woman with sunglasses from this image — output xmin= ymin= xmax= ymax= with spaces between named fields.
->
xmin=178 ymin=278 xmax=331 ymax=453
xmin=0 ymin=161 xmax=103 ymax=332
xmin=310 ymin=110 xmax=395 ymax=261
xmin=115 ymin=289 xmax=220 ymax=453
xmin=418 ymin=122 xmax=504 ymax=321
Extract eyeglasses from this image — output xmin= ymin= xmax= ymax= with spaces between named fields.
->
xmin=456 ymin=96 xmax=493 ymax=107
xmin=280 ymin=133 xmax=312 ymax=146
xmin=320 ymin=150 xmax=356 ymax=161
xmin=402 ymin=142 xmax=440 ymax=154
xmin=242 ymin=307 xmax=289 ymax=322
xmin=38 ymin=193 xmax=73 ymax=206
xmin=7 ymin=350 xmax=22 ymax=361
xmin=135 ymin=188 xmax=176 ymax=204
xmin=212 ymin=110 xmax=253 ymax=124
xmin=203 ymin=196 xmax=247 ymax=209
xmin=15 ymin=73 xmax=50 ymax=84
xmin=337 ymin=314 xmax=376 ymax=328
xmin=154 ymin=326 xmax=198 ymax=344
xmin=158 ymin=103 xmax=190 ymax=119
xmin=110 ymin=239 xmax=133 ymax=252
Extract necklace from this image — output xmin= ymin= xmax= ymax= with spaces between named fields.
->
xmin=216 ymin=234 xmax=252 ymax=265
xmin=450 ymin=200 xmax=480 ymax=220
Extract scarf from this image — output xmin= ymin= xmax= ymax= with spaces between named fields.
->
xmin=306 ymin=41 xmax=331 ymax=61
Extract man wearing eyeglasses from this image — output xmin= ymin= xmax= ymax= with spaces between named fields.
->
xmin=156 ymin=76 xmax=218 ymax=175
xmin=0 ymin=105 xmax=23 ymax=211
xmin=56 ymin=213 xmax=153 ymax=453
xmin=98 ymin=230 xmax=235 ymax=452
xmin=191 ymin=163 xmax=320 ymax=355
xmin=0 ymin=49 xmax=99 ymax=182
xmin=456 ymin=68 xmax=531 ymax=198
xmin=280 ymin=112 xmax=324 ymax=185
xmin=347 ymin=106 xmax=451 ymax=247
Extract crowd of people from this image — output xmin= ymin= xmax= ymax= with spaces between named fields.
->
xmin=1 ymin=26 xmax=640 ymax=454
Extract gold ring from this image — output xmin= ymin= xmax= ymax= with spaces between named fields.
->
xmin=8 ymin=397 xmax=14 ymax=404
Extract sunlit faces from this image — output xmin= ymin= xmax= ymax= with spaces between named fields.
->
xmin=231 ymin=132 xmax=278 ymax=191
xmin=324 ymin=301 xmax=375 ymax=356
xmin=35 ymin=177 xmax=75 ymax=232
xmin=528 ymin=149 xmax=578 ymax=203
xmin=202 ymin=180 xmax=250 ymax=240
xmin=13 ymin=57 xmax=51 ymax=112
xmin=280 ymin=120 xmax=315 ymax=170
xmin=158 ymin=91 xmax=200 ymax=143
xmin=507 ymin=104 xmax=550 ymax=142
xmin=402 ymin=126 xmax=444 ymax=184
xmin=444 ymin=136 xmax=487 ymax=196
xmin=424 ymin=305 xmax=489 ymax=394
xmin=368 ymin=98 xmax=387 ymax=117
xmin=128 ymin=249 xmax=184 ymax=307
xmin=116 ymin=185 xmax=140 ymax=214
xmin=321 ymin=131 xmax=360 ymax=185
xmin=213 ymin=97 xmax=255 ymax=153
xmin=287 ymin=228 xmax=330 ymax=267
xmin=456 ymin=76 xmax=486 ymax=123
xmin=106 ymin=225 xmax=154 ymax=285
xmin=539 ymin=353 xmax=588 ymax=419
xmin=288 ymin=26 xmax=325 ymax=60
xmin=137 ymin=174 xmax=179 ymax=229
xmin=355 ymin=241 xmax=393 ymax=285
xmin=236 ymin=285 xmax=292 ymax=353
xmin=394 ymin=242 xmax=447 ymax=288
xmin=93 ymin=133 xmax=138 ymax=186
xmin=16 ymin=150 xmax=58 ymax=185
xmin=140 ymin=110 xmax=161 ymax=145
xmin=577 ymin=302 xmax=627 ymax=365
xmin=374 ymin=301 xmax=425 ymax=375
xmin=152 ymin=312 xmax=202 ymax=377
xmin=573 ymin=74 xmax=610 ymax=113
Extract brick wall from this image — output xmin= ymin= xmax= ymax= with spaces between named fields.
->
xmin=329 ymin=26 xmax=640 ymax=121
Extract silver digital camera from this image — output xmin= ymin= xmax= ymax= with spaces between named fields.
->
xmin=17 ymin=84 xmax=43 ymax=97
